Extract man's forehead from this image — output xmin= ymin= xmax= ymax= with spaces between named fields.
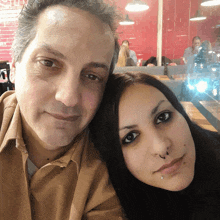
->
xmin=43 ymin=5 xmax=67 ymax=26
xmin=41 ymin=5 xmax=112 ymax=34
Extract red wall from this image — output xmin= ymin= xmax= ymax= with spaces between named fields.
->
xmin=115 ymin=0 xmax=220 ymax=62
xmin=0 ymin=0 xmax=26 ymax=62
xmin=0 ymin=0 xmax=220 ymax=62
xmin=116 ymin=0 xmax=158 ymax=62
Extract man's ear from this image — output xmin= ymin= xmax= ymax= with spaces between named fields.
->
xmin=10 ymin=59 xmax=16 ymax=83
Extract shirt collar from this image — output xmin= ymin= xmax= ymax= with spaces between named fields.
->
xmin=49 ymin=130 xmax=89 ymax=174
xmin=0 ymin=94 xmax=26 ymax=154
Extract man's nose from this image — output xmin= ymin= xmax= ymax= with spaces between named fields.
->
xmin=55 ymin=75 xmax=81 ymax=107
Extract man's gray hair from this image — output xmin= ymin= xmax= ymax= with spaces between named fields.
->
xmin=12 ymin=0 xmax=120 ymax=74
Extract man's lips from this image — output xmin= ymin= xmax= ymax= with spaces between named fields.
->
xmin=48 ymin=113 xmax=80 ymax=121
xmin=155 ymin=155 xmax=185 ymax=175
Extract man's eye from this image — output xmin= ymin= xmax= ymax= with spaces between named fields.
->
xmin=39 ymin=60 xmax=56 ymax=67
xmin=156 ymin=112 xmax=172 ymax=124
xmin=85 ymin=74 xmax=100 ymax=81
xmin=122 ymin=132 xmax=139 ymax=145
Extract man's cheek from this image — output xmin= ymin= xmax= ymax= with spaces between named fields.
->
xmin=83 ymin=92 xmax=101 ymax=111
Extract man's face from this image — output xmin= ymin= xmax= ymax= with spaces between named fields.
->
xmin=13 ymin=6 xmax=115 ymax=150
xmin=192 ymin=39 xmax=201 ymax=49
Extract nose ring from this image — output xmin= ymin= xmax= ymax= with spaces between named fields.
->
xmin=159 ymin=155 xmax=166 ymax=159
xmin=159 ymin=151 xmax=169 ymax=159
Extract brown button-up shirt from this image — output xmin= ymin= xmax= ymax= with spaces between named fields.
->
xmin=0 ymin=91 xmax=125 ymax=220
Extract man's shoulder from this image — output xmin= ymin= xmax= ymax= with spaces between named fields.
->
xmin=184 ymin=47 xmax=192 ymax=52
xmin=0 ymin=91 xmax=17 ymax=115
xmin=0 ymin=91 xmax=17 ymax=107
xmin=129 ymin=49 xmax=136 ymax=55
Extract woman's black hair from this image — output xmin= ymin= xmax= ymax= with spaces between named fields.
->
xmin=90 ymin=72 xmax=220 ymax=219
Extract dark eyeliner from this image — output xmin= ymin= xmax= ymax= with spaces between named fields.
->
xmin=121 ymin=131 xmax=139 ymax=145
xmin=155 ymin=111 xmax=173 ymax=124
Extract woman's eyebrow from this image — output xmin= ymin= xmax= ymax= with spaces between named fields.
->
xmin=151 ymin=100 xmax=166 ymax=116
xmin=119 ymin=100 xmax=168 ymax=131
xmin=119 ymin=125 xmax=137 ymax=131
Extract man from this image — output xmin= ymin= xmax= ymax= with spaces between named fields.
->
xmin=212 ymin=34 xmax=220 ymax=54
xmin=183 ymin=36 xmax=201 ymax=64
xmin=0 ymin=0 xmax=125 ymax=219
xmin=121 ymin=40 xmax=137 ymax=64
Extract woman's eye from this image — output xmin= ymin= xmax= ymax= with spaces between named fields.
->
xmin=39 ymin=60 xmax=56 ymax=67
xmin=156 ymin=112 xmax=172 ymax=124
xmin=122 ymin=132 xmax=139 ymax=145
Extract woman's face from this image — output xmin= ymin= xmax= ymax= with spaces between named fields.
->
xmin=118 ymin=84 xmax=196 ymax=191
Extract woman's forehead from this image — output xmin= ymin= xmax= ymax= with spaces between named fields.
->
xmin=119 ymin=84 xmax=169 ymax=109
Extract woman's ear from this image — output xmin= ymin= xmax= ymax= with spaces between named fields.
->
xmin=10 ymin=59 xmax=16 ymax=83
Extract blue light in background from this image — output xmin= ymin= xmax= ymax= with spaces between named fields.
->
xmin=188 ymin=84 xmax=195 ymax=90
xmin=187 ymin=80 xmax=208 ymax=93
xmin=195 ymin=81 xmax=208 ymax=93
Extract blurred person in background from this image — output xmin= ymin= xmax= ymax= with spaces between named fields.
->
xmin=116 ymin=45 xmax=136 ymax=67
xmin=212 ymin=34 xmax=220 ymax=54
xmin=183 ymin=36 xmax=201 ymax=64
xmin=122 ymin=40 xmax=137 ymax=64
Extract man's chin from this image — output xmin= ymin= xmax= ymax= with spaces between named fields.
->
xmin=40 ymin=135 xmax=76 ymax=151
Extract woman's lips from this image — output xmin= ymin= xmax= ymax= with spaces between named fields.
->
xmin=156 ymin=155 xmax=184 ymax=175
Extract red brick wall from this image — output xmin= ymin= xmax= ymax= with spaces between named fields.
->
xmin=0 ymin=0 xmax=26 ymax=62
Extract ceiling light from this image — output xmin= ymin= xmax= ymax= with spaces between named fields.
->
xmin=190 ymin=10 xmax=206 ymax=21
xmin=201 ymin=0 xmax=220 ymax=6
xmin=125 ymin=0 xmax=149 ymax=12
xmin=119 ymin=14 xmax=135 ymax=25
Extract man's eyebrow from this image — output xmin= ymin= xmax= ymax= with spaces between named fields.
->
xmin=151 ymin=100 xmax=166 ymax=116
xmin=39 ymin=44 xmax=66 ymax=59
xmin=85 ymin=62 xmax=109 ymax=72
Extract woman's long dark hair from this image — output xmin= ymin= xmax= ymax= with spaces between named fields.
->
xmin=90 ymin=72 xmax=220 ymax=219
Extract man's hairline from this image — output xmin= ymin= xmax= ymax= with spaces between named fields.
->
xmin=15 ymin=4 xmax=118 ymax=68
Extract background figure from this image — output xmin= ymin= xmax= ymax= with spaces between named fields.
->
xmin=0 ymin=0 xmax=125 ymax=219
xmin=183 ymin=36 xmax=201 ymax=64
xmin=194 ymin=40 xmax=213 ymax=64
xmin=143 ymin=56 xmax=171 ymax=66
xmin=90 ymin=72 xmax=220 ymax=220
xmin=121 ymin=40 xmax=137 ymax=64
xmin=212 ymin=34 xmax=220 ymax=55
xmin=192 ymin=40 xmax=217 ymax=77
xmin=116 ymin=45 xmax=136 ymax=67
xmin=186 ymin=40 xmax=213 ymax=77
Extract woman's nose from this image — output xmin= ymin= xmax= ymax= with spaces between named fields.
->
xmin=150 ymin=131 xmax=171 ymax=159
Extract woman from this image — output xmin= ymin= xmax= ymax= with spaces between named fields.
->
xmin=116 ymin=45 xmax=136 ymax=67
xmin=90 ymin=72 xmax=220 ymax=219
